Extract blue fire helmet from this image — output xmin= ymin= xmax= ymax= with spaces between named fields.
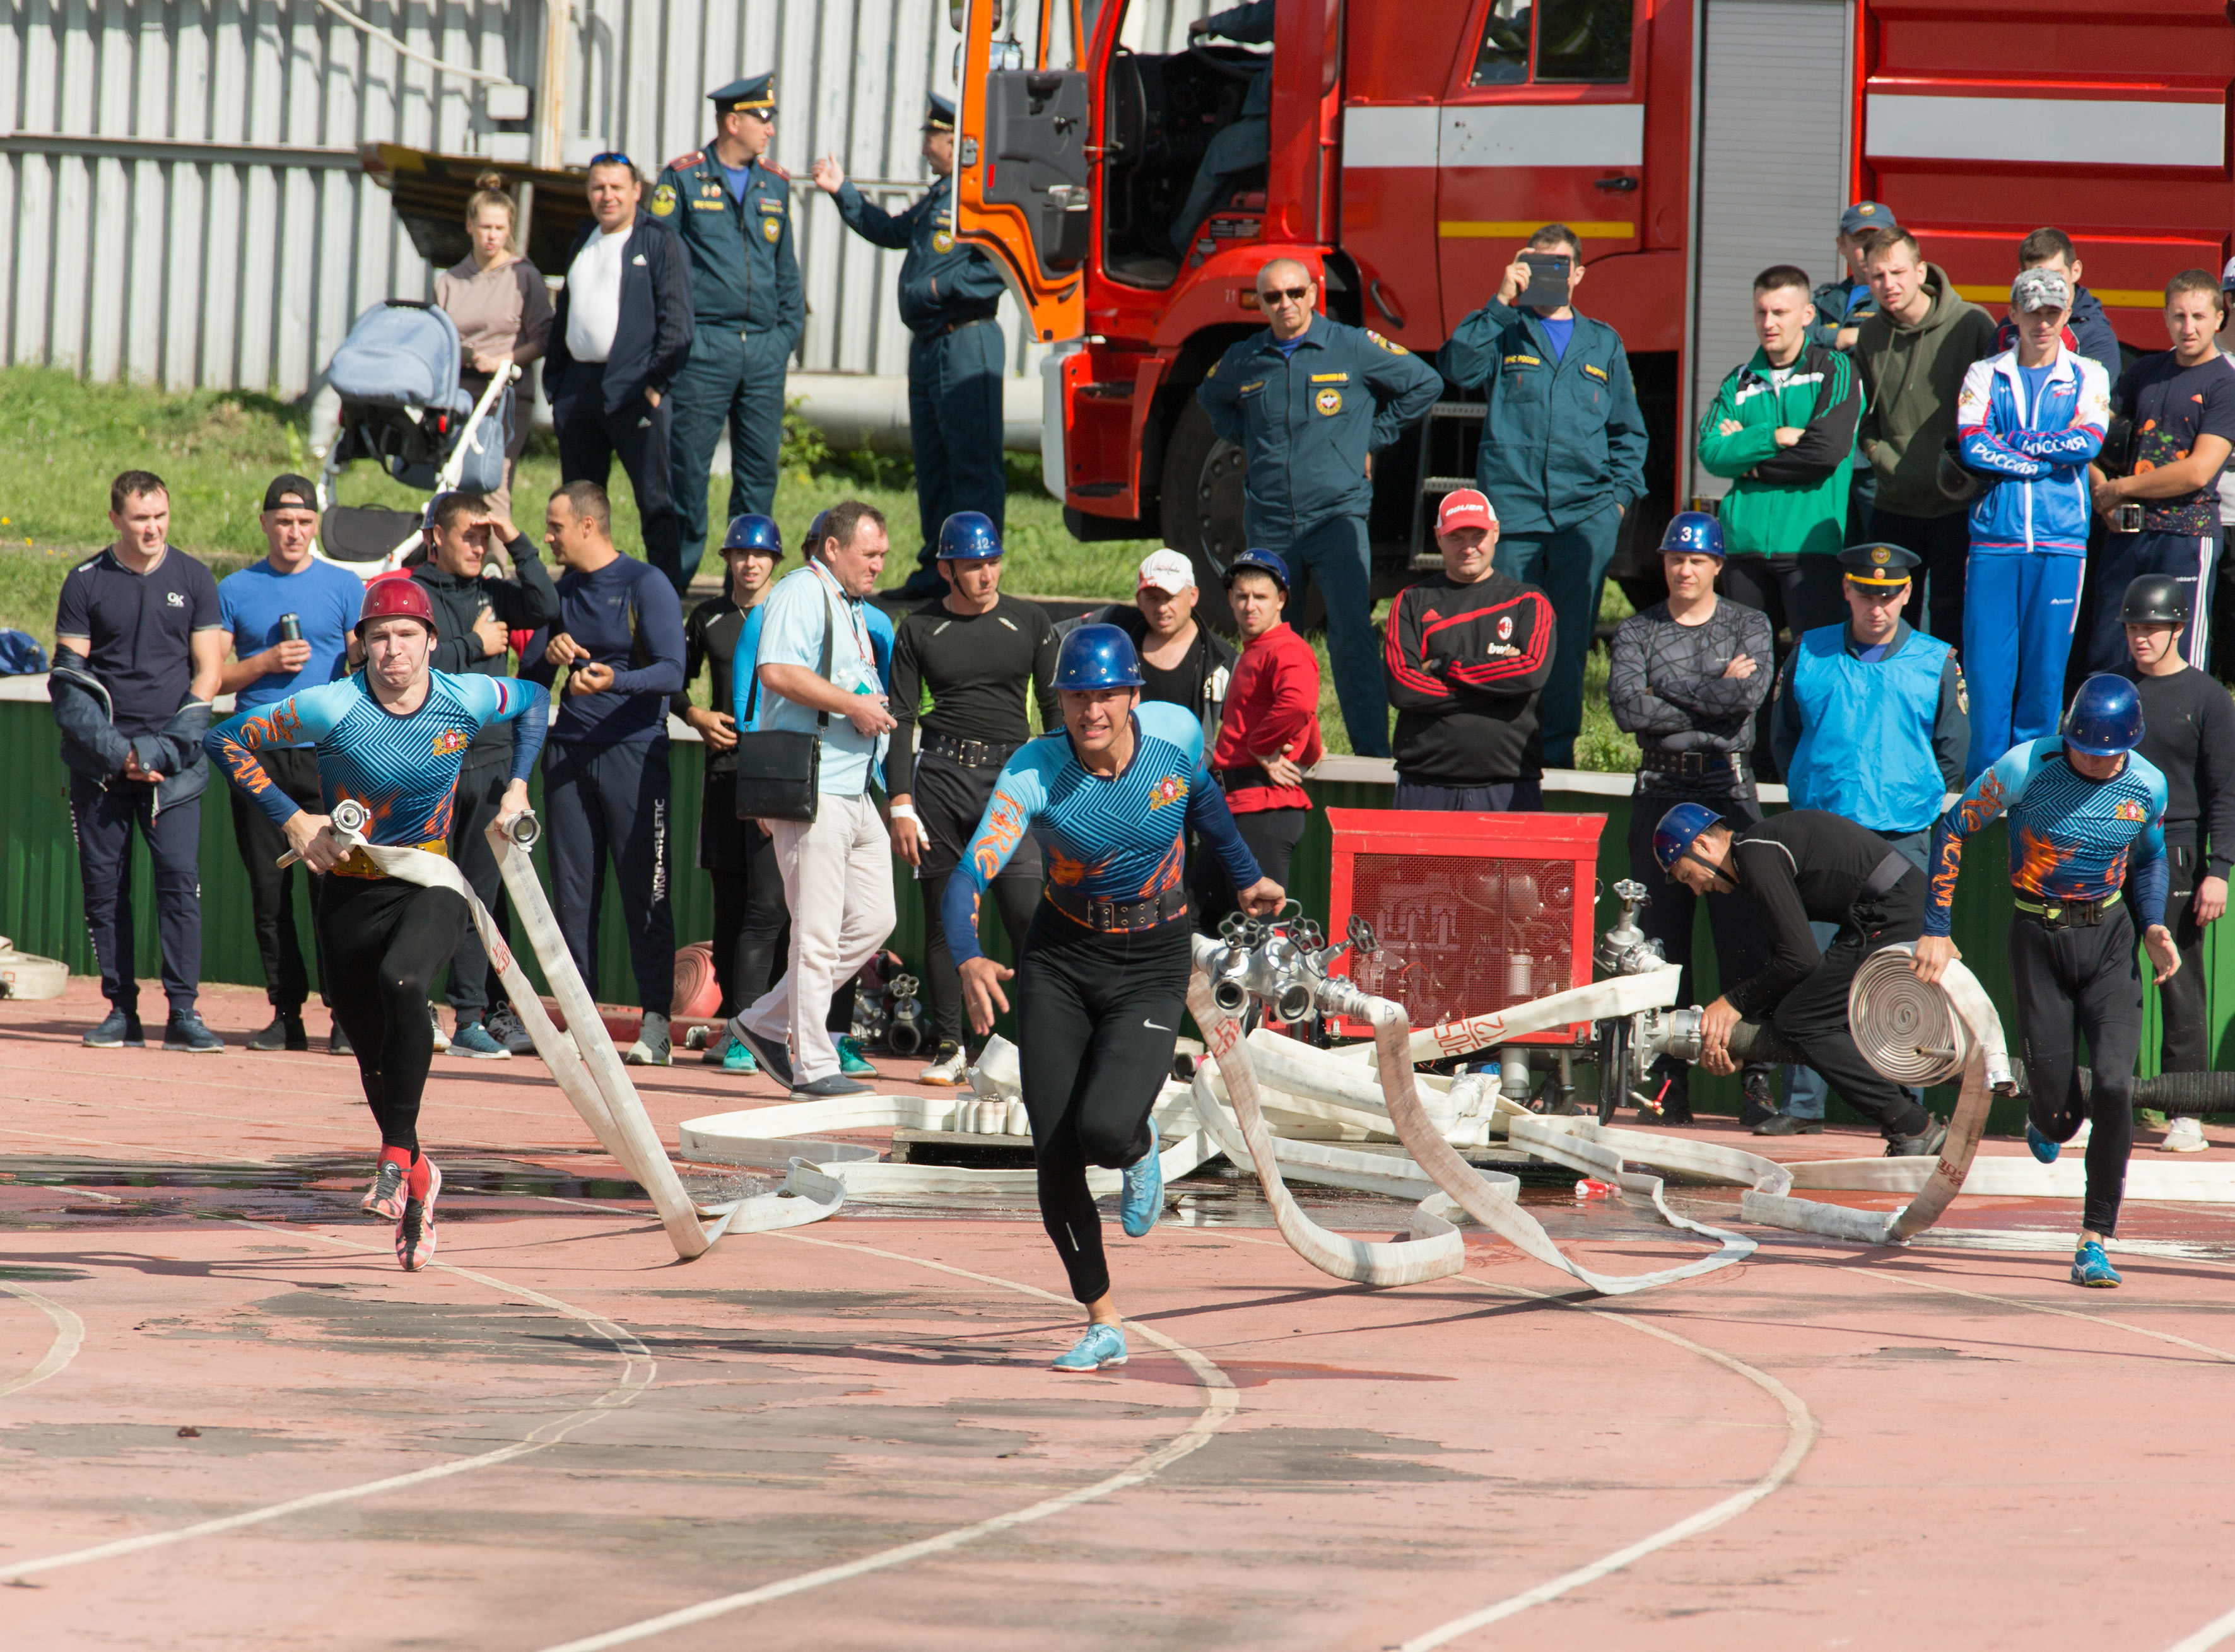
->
xmin=936 ymin=510 xmax=1002 ymax=562
xmin=2062 ymin=673 xmax=2146 ymax=758
xmin=1652 ymin=801 xmax=1726 ymax=874
xmin=801 ymin=509 xmax=830 ymax=555
xmin=721 ymin=513 xmax=784 ymax=556
xmin=1052 ymin=623 xmax=1146 ymax=692
xmin=1658 ymin=511 xmax=1726 ymax=561
xmin=1223 ymin=548 xmax=1291 ymax=591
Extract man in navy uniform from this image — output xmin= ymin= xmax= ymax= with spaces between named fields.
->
xmin=655 ymin=74 xmax=804 ymax=590
xmin=813 ymin=95 xmax=1011 ymax=600
xmin=1196 ymin=255 xmax=1441 ymax=756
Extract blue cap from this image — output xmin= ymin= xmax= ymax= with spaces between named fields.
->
xmin=1658 ymin=511 xmax=1725 ymax=560
xmin=1839 ymin=201 xmax=1897 ymax=238
xmin=925 ymin=93 xmax=956 ymax=131
xmin=1053 ymin=623 xmax=1145 ymax=692
xmin=1652 ymin=801 xmax=1725 ymax=874
xmin=2062 ymin=674 xmax=2146 ymax=758
xmin=721 ymin=513 xmax=784 ymax=556
xmin=1223 ymin=549 xmax=1290 ymax=591
xmin=936 ymin=510 xmax=1002 ymax=562
xmin=710 ymin=74 xmax=777 ymax=114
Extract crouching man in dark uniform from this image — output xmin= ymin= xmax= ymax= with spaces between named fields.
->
xmin=1654 ymin=801 xmax=1950 ymax=1157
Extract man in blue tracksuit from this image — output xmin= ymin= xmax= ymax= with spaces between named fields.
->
xmin=813 ymin=95 xmax=1011 ymax=600
xmin=1438 ymin=225 xmax=1649 ymax=768
xmin=1197 ymin=255 xmax=1442 ymax=757
xmin=655 ymin=74 xmax=804 ymax=590
xmin=1952 ymin=267 xmax=2109 ymax=780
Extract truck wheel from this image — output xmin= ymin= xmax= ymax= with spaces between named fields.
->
xmin=1159 ymin=398 xmax=1248 ymax=632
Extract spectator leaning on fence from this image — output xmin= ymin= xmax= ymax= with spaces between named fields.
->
xmin=1063 ymin=550 xmax=1235 ymax=748
xmin=214 ymin=473 xmax=363 ymax=1055
xmin=1954 ymin=266 xmax=2109 ymax=780
xmin=1436 ymin=225 xmax=1648 ymax=770
xmin=1853 ymin=226 xmax=1999 ymax=645
xmin=51 ymin=471 xmax=226 ymax=1054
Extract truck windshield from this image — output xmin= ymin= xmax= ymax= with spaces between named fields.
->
xmin=1472 ymin=0 xmax=1633 ymax=86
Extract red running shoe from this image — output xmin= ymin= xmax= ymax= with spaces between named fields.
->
xmin=395 ymin=1159 xmax=441 ymax=1272
xmin=361 ymin=1150 xmax=410 ymax=1221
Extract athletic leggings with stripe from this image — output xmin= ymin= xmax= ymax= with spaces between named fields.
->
xmin=322 ymin=876 xmax=469 ymax=1157
xmin=1016 ymin=908 xmax=1190 ymax=1304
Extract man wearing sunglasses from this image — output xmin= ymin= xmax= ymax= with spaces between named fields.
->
xmin=1195 ymin=257 xmax=1441 ymax=757
xmin=656 ymin=74 xmax=803 ymax=592
xmin=544 ymin=152 xmax=695 ymax=593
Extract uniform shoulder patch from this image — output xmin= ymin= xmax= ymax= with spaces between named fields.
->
xmin=666 ymin=150 xmax=704 ymax=172
xmin=1368 ymin=330 xmax=1409 ymax=354
xmin=650 ymin=182 xmax=678 ymax=217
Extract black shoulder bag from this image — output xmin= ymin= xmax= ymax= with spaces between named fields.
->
xmin=730 ymin=600 xmax=831 ymax=824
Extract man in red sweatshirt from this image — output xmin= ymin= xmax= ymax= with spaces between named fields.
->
xmin=1195 ymin=548 xmax=1324 ymax=931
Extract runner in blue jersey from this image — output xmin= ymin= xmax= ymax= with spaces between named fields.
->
xmin=206 ymin=578 xmax=549 ymax=1270
xmin=1915 ymin=674 xmax=2181 ymax=1288
xmin=946 ymin=623 xmax=1282 ymax=1370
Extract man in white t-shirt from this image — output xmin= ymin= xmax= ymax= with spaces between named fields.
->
xmin=543 ymin=153 xmax=698 ymax=592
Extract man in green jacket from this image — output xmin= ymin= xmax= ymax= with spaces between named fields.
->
xmin=1852 ymin=226 xmax=1998 ymax=644
xmin=1438 ymin=223 xmax=1648 ymax=769
xmin=1696 ymin=262 xmax=1865 ymax=774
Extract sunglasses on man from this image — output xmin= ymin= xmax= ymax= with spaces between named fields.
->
xmin=1258 ymin=283 xmax=1313 ymax=305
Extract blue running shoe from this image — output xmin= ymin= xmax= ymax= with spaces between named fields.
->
xmin=836 ymin=1035 xmax=877 ymax=1078
xmin=2072 ymin=1240 xmax=2121 ymax=1288
xmin=1120 ymin=1135 xmax=1164 ymax=1238
xmin=1053 ymin=1321 xmax=1128 ymax=1371
xmin=2026 ymin=1121 xmax=2060 ymax=1164
xmin=720 ymin=1037 xmax=758 ymax=1074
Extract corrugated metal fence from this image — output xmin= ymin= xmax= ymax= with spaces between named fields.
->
xmin=1 ymin=0 xmax=1209 ymax=400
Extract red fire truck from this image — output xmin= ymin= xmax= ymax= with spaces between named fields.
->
xmin=950 ymin=0 xmax=2234 ymax=616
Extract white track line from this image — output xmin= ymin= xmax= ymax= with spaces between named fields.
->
xmin=533 ymin=1230 xmax=1241 ymax=1652
xmin=0 ymin=1282 xmax=85 ymax=1402
xmin=0 ymin=1219 xmax=654 ymax=1583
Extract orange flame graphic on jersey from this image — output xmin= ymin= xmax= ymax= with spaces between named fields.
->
xmin=969 ymin=791 xmax=1028 ymax=882
xmin=2009 ymin=824 xmax=2078 ymax=897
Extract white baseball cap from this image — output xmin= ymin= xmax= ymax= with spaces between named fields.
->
xmin=2221 ymin=255 xmax=2235 ymax=293
xmin=1137 ymin=549 xmax=1197 ymax=594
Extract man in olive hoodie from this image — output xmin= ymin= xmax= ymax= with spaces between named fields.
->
xmin=1853 ymin=226 xmax=1998 ymax=647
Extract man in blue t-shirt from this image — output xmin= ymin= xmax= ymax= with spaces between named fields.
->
xmin=2084 ymin=270 xmax=2235 ymax=677
xmin=214 ymin=473 xmax=365 ymax=1053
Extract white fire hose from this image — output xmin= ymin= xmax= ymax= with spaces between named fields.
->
xmin=298 ymin=806 xmax=843 ymax=1259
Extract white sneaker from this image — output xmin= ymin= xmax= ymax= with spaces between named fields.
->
xmin=429 ymin=1004 xmax=450 ymax=1053
xmin=918 ymin=1042 xmax=970 ymax=1086
xmin=2161 ymin=1115 xmax=2209 ymax=1153
xmin=625 ymin=1009 xmax=671 ymax=1067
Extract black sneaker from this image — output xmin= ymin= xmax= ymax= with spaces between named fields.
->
xmin=329 ymin=1023 xmax=355 ymax=1058
xmin=163 ymin=1012 xmax=224 ymax=1053
xmin=1739 ymin=1070 xmax=1780 ymax=1130
xmin=247 ymin=1011 xmax=308 ymax=1053
xmin=483 ymin=1004 xmax=536 ymax=1057
xmin=789 ymin=1074 xmax=872 ymax=1100
xmin=84 ymin=1007 xmax=144 ymax=1048
xmin=1886 ymin=1117 xmax=1950 ymax=1159
xmin=728 ymin=1019 xmax=795 ymax=1090
xmin=1754 ymin=1113 xmax=1824 ymax=1137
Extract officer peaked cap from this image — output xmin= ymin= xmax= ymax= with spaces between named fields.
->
xmin=710 ymin=73 xmax=776 ymax=114
xmin=924 ymin=92 xmax=957 ymax=132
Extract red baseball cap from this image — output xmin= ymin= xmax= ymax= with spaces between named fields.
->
xmin=1436 ymin=489 xmax=1497 ymax=533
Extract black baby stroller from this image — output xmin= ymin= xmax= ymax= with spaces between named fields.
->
xmin=315 ymin=300 xmax=518 ymax=576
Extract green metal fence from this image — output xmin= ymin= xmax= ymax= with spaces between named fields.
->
xmin=8 ymin=694 xmax=2226 ymax=1132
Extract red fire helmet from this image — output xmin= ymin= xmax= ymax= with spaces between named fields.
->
xmin=356 ymin=571 xmax=437 ymax=638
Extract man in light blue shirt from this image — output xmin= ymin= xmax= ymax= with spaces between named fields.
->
xmin=727 ymin=500 xmax=900 ymax=1098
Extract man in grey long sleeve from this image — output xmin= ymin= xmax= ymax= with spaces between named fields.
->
xmin=1608 ymin=512 xmax=1775 ymax=1127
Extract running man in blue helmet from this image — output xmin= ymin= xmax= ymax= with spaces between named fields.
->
xmin=946 ymin=622 xmax=1281 ymax=1371
xmin=1654 ymin=797 xmax=1947 ymax=1157
xmin=1913 ymin=673 xmax=2181 ymax=1288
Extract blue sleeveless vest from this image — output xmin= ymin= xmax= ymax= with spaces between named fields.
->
xmin=1787 ymin=623 xmax=1949 ymax=834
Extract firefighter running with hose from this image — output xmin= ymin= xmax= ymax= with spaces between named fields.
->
xmin=1913 ymin=673 xmax=2181 ymax=1289
xmin=204 ymin=579 xmax=549 ymax=1270
xmin=947 ymin=624 xmax=1281 ymax=1371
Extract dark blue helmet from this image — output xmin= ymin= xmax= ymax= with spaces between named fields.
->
xmin=1223 ymin=548 xmax=1291 ymax=591
xmin=801 ymin=509 xmax=830 ymax=556
xmin=721 ymin=513 xmax=783 ymax=556
xmin=2062 ymin=673 xmax=2146 ymax=758
xmin=1652 ymin=801 xmax=1726 ymax=874
xmin=1658 ymin=511 xmax=1725 ymax=560
xmin=1053 ymin=623 xmax=1145 ymax=692
xmin=936 ymin=511 xmax=1002 ymax=562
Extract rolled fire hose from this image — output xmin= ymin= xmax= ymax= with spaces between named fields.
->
xmin=302 ymin=808 xmax=843 ymax=1259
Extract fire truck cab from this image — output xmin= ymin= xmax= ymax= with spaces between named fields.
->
xmin=952 ymin=0 xmax=2235 ymax=621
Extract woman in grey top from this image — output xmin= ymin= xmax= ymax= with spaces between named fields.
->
xmin=1607 ymin=512 xmax=1776 ymax=1125
xmin=433 ymin=173 xmax=555 ymax=518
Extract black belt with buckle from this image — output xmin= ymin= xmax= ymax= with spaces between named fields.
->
xmin=1045 ymin=883 xmax=1188 ymax=934
xmin=922 ymin=732 xmax=1018 ymax=770
xmin=2015 ymin=889 xmax=2122 ymax=929
xmin=1638 ymin=749 xmax=1750 ymax=783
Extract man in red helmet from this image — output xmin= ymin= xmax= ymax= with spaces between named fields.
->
xmin=206 ymin=577 xmax=551 ymax=1270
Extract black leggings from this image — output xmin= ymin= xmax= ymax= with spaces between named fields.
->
xmin=1190 ymin=806 xmax=1308 ymax=935
xmin=922 ymin=870 xmax=1039 ymax=1048
xmin=1016 ymin=908 xmax=1190 ymax=1304
xmin=2010 ymin=907 xmax=2142 ymax=1237
xmin=321 ymin=876 xmax=470 ymax=1157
